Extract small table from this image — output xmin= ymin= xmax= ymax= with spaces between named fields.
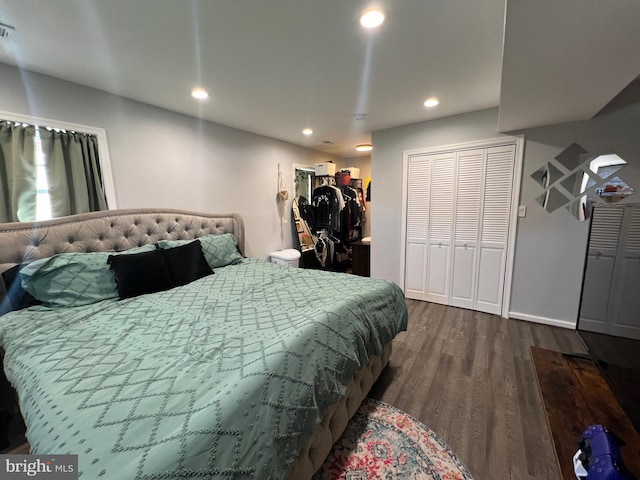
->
xmin=351 ymin=240 xmax=370 ymax=277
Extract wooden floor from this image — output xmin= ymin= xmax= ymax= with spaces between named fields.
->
xmin=532 ymin=347 xmax=640 ymax=479
xmin=368 ymin=299 xmax=586 ymax=480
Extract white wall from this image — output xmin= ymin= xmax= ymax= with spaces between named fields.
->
xmin=0 ymin=62 xmax=341 ymax=259
xmin=371 ymin=104 xmax=640 ymax=327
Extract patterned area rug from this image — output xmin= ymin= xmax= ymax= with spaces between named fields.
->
xmin=314 ymin=399 xmax=474 ymax=480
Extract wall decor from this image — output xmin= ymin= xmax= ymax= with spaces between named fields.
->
xmin=531 ymin=143 xmax=635 ymax=222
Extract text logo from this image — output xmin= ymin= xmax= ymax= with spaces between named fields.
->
xmin=0 ymin=455 xmax=78 ymax=479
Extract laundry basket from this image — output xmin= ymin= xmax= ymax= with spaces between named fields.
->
xmin=269 ymin=249 xmax=301 ymax=267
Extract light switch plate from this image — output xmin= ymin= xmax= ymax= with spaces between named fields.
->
xmin=518 ymin=205 xmax=527 ymax=217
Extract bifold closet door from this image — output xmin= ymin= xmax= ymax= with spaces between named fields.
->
xmin=404 ymin=142 xmax=516 ymax=316
xmin=579 ymin=205 xmax=623 ymax=333
xmin=449 ymin=149 xmax=483 ymax=309
xmin=474 ymin=145 xmax=515 ymax=315
xmin=404 ymin=155 xmax=430 ymax=300
xmin=404 ymin=152 xmax=455 ymax=302
xmin=610 ymin=206 xmax=640 ymax=339
xmin=424 ymin=153 xmax=455 ymax=304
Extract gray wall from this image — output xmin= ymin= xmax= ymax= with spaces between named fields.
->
xmin=0 ymin=63 xmax=341 ymax=259
xmin=371 ymin=105 xmax=640 ymax=327
xmin=510 ymin=104 xmax=640 ymax=326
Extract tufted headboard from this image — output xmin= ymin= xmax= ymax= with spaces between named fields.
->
xmin=0 ymin=208 xmax=244 ymax=299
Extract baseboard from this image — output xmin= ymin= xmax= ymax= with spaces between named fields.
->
xmin=508 ymin=311 xmax=576 ymax=329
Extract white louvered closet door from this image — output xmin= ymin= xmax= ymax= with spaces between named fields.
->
xmin=449 ymin=149 xmax=484 ymax=309
xmin=610 ymin=205 xmax=640 ymax=339
xmin=425 ymin=153 xmax=456 ymax=304
xmin=404 ymin=156 xmax=430 ymax=300
xmin=475 ymin=145 xmax=515 ymax=315
xmin=580 ymin=205 xmax=624 ymax=333
xmin=404 ymin=141 xmax=516 ymax=315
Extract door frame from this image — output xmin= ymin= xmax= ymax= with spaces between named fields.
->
xmin=399 ymin=135 xmax=525 ymax=318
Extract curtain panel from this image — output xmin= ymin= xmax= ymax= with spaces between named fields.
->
xmin=39 ymin=129 xmax=108 ymax=218
xmin=0 ymin=121 xmax=37 ymax=223
xmin=0 ymin=120 xmax=108 ymax=223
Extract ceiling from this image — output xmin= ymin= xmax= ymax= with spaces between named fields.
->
xmin=499 ymin=0 xmax=640 ymax=133
xmin=0 ymin=1 xmax=639 ymax=159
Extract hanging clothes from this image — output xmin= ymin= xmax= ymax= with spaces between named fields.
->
xmin=336 ymin=185 xmax=360 ymax=244
xmin=311 ymin=184 xmax=344 ymax=234
xmin=303 ymin=177 xmax=367 ymax=271
xmin=313 ymin=233 xmax=336 ymax=270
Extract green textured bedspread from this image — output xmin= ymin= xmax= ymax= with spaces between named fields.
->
xmin=0 ymin=258 xmax=407 ymax=479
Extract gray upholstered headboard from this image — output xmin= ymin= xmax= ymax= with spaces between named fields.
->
xmin=0 ymin=208 xmax=244 ymax=299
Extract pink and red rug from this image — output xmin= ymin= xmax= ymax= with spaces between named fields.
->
xmin=315 ymin=398 xmax=474 ymax=480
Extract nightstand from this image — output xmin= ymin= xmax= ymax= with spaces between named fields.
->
xmin=351 ymin=240 xmax=370 ymax=277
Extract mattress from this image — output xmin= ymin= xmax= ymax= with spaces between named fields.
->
xmin=0 ymin=257 xmax=407 ymax=479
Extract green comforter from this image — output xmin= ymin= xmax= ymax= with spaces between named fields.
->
xmin=0 ymin=258 xmax=407 ymax=479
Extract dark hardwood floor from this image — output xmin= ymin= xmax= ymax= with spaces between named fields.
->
xmin=368 ymin=299 xmax=586 ymax=480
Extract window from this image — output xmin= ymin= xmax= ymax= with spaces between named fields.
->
xmin=0 ymin=112 xmax=116 ymax=223
xmin=34 ymin=129 xmax=52 ymax=221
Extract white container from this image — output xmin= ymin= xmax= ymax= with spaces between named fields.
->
xmin=343 ymin=167 xmax=361 ymax=179
xmin=314 ymin=162 xmax=337 ymax=176
xmin=270 ymin=249 xmax=301 ymax=267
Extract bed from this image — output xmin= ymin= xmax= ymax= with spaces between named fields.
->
xmin=0 ymin=208 xmax=408 ymax=479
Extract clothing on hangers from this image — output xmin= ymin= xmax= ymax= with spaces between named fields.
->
xmin=311 ymin=184 xmax=344 ymax=233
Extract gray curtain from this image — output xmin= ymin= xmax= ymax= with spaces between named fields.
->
xmin=39 ymin=129 xmax=108 ymax=218
xmin=0 ymin=121 xmax=37 ymax=223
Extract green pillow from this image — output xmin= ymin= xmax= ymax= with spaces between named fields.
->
xmin=156 ymin=234 xmax=242 ymax=268
xmin=197 ymin=234 xmax=244 ymax=268
xmin=155 ymin=239 xmax=193 ymax=249
xmin=20 ymin=244 xmax=157 ymax=308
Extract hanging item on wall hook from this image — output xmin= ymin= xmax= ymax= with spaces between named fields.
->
xmin=277 ymin=163 xmax=289 ymax=230
xmin=278 ymin=163 xmax=289 ymax=201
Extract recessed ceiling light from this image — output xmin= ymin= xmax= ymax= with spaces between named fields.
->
xmin=424 ymin=97 xmax=440 ymax=108
xmin=191 ymin=87 xmax=209 ymax=100
xmin=360 ymin=9 xmax=385 ymax=29
xmin=302 ymin=128 xmax=313 ymax=136
xmin=356 ymin=144 xmax=373 ymax=152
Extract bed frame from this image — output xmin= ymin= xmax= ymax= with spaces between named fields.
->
xmin=0 ymin=208 xmax=390 ymax=479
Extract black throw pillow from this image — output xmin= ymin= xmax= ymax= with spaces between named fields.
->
xmin=163 ymin=241 xmax=213 ymax=287
xmin=0 ymin=264 xmax=41 ymax=316
xmin=108 ymin=249 xmax=174 ymax=299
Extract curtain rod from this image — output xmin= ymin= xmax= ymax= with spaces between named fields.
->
xmin=0 ymin=118 xmax=96 ymax=137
